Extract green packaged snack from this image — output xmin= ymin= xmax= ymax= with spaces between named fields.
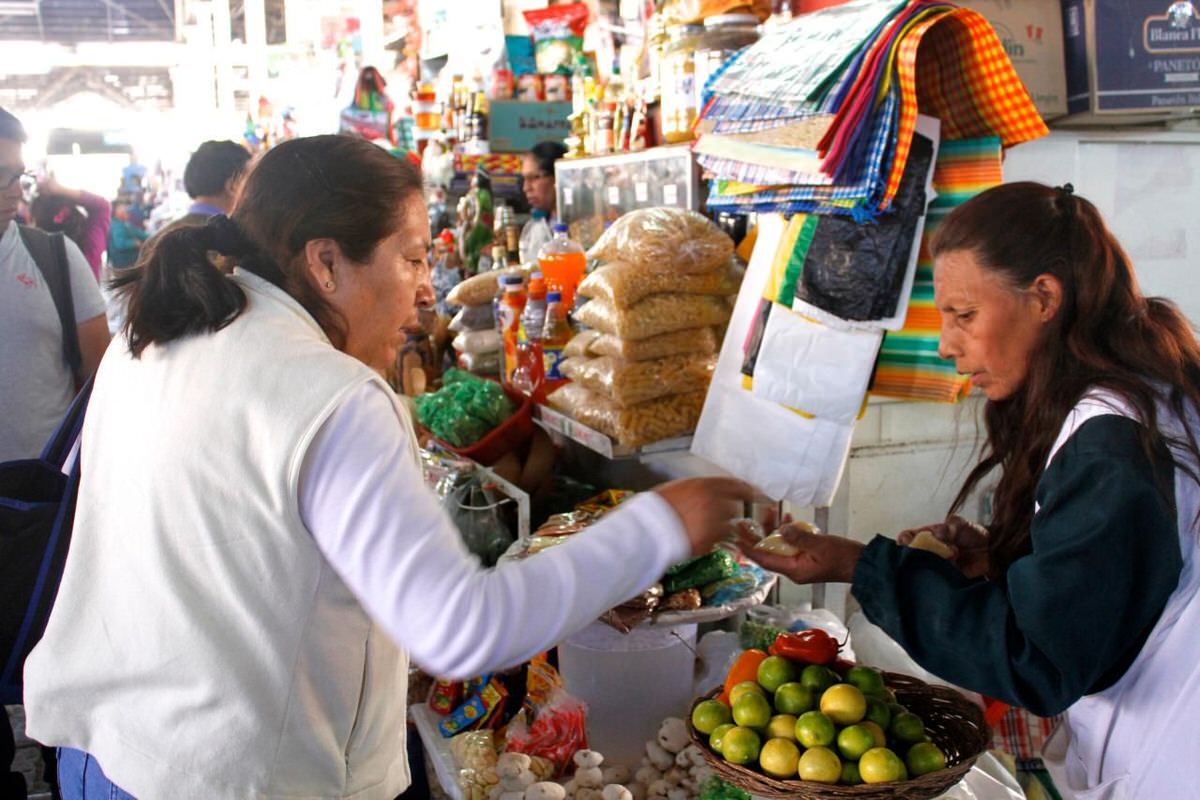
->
xmin=416 ymin=372 xmax=515 ymax=447
xmin=662 ymin=549 xmax=738 ymax=594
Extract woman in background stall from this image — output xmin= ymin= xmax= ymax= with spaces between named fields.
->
xmin=518 ymin=140 xmax=567 ymax=263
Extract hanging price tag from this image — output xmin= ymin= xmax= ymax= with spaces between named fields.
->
xmin=635 ymin=182 xmax=649 ymax=203
xmin=563 ymin=188 xmax=573 ymax=207
xmin=663 ymin=184 xmax=679 ymax=205
xmin=607 ymin=185 xmax=620 ymax=206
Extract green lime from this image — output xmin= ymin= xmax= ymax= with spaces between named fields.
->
xmin=794 ymin=710 xmax=836 ymax=748
xmin=773 ymin=682 xmax=814 ymax=715
xmin=691 ymin=699 xmax=732 ymax=735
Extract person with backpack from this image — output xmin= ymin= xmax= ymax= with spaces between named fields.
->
xmin=0 ymin=108 xmax=110 ymax=799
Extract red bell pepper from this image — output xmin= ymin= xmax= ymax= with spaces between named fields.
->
xmin=769 ymin=628 xmax=840 ymax=665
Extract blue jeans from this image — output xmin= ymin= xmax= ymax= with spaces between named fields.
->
xmin=57 ymin=748 xmax=135 ymax=800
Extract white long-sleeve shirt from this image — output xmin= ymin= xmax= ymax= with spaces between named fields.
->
xmin=299 ymin=381 xmax=691 ymax=679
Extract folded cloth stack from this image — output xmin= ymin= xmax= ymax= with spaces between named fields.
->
xmin=695 ymin=0 xmax=1046 ymax=219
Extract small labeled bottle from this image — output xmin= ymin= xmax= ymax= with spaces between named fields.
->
xmin=541 ymin=290 xmax=573 ymax=392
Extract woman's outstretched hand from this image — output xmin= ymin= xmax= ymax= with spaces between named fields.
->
xmin=655 ymin=477 xmax=763 ymax=556
xmin=737 ymin=521 xmax=865 ymax=584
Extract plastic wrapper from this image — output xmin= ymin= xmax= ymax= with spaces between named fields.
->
xmin=578 ymin=259 xmax=743 ymax=308
xmin=446 ymin=266 xmax=525 ymax=308
xmin=547 ymin=384 xmax=707 ymax=448
xmin=504 ymin=687 xmax=589 ymax=777
xmin=445 ymin=477 xmax=516 ymax=568
xmin=421 ymin=448 xmax=478 ymax=500
xmin=451 ymin=731 xmax=499 ymax=800
xmin=564 ymin=329 xmax=601 ymax=359
xmin=574 ymin=295 xmax=732 ymax=341
xmin=659 ymin=588 xmax=703 ymax=612
xmin=415 ymin=369 xmax=514 ymax=446
xmin=701 ymin=563 xmax=769 ymax=605
xmin=587 ymin=207 xmax=735 ymax=275
xmin=449 ymin=303 xmax=496 ymax=333
xmin=523 ymin=3 xmax=588 ymax=76
xmin=457 ymin=350 xmax=500 ymax=375
xmin=663 ymin=549 xmax=740 ymax=593
xmin=452 ymin=328 xmax=501 ymax=355
xmin=600 ymin=583 xmax=664 ymax=633
xmin=560 ymin=353 xmax=716 ymax=407
xmin=796 ymin=133 xmax=934 ymax=321
xmin=590 ymin=327 xmax=720 ymax=362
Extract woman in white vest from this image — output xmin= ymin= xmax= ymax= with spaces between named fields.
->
xmin=22 ymin=135 xmax=758 ymax=800
xmin=741 ymin=182 xmax=1200 ymax=799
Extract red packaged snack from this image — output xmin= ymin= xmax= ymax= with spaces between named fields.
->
xmin=429 ymin=679 xmax=463 ymax=715
xmin=505 ymin=688 xmax=589 ymax=777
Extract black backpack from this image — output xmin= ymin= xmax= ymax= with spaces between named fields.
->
xmin=17 ymin=225 xmax=81 ymax=375
xmin=0 ymin=227 xmax=90 ymax=703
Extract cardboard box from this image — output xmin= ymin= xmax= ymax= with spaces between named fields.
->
xmin=955 ymin=0 xmax=1069 ymax=120
xmin=488 ymin=101 xmax=572 ymax=153
xmin=1063 ymin=0 xmax=1200 ymax=116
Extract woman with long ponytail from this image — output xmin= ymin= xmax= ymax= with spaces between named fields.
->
xmin=21 ymin=135 xmax=757 ymax=800
xmin=743 ymin=182 xmax=1200 ymax=797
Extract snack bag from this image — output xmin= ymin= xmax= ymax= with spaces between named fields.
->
xmin=589 ymin=327 xmax=721 ymax=362
xmin=504 ymin=687 xmax=588 ymax=776
xmin=523 ymin=3 xmax=589 ymax=76
xmin=587 ymin=207 xmax=735 ymax=274
xmin=574 ymin=295 xmax=732 ymax=341
xmin=560 ymin=353 xmax=716 ymax=407
xmin=578 ymin=260 xmax=743 ymax=308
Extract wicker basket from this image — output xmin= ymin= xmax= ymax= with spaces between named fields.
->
xmin=687 ymin=672 xmax=991 ymax=800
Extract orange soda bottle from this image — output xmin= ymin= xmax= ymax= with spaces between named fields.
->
xmin=537 ymin=223 xmax=586 ymax=310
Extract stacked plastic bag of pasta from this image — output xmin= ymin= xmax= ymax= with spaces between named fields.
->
xmin=548 ymin=208 xmax=740 ymax=448
xmin=445 ymin=265 xmax=530 ymax=375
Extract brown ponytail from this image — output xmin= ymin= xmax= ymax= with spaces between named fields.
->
xmin=111 ymin=217 xmax=250 ymax=358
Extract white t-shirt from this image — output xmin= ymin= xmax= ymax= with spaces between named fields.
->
xmin=0 ymin=221 xmax=107 ymax=461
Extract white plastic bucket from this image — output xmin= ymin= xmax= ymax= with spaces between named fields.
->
xmin=558 ymin=621 xmax=698 ymax=768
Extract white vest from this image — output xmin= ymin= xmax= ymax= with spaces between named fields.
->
xmin=24 ymin=270 xmax=412 ymax=800
xmin=1042 ymin=391 xmax=1200 ymax=799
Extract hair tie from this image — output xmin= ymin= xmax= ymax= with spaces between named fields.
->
xmin=205 ymin=214 xmax=251 ymax=257
xmin=1057 ymin=183 xmax=1074 ymax=197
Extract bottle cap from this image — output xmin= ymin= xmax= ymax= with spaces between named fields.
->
xmin=553 ymin=222 xmax=568 ymax=233
xmin=531 ymin=208 xmax=548 ymax=220
xmin=547 ymin=291 xmax=562 ymax=302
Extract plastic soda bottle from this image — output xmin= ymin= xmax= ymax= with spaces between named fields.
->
xmin=541 ymin=290 xmax=573 ymax=392
xmin=537 ymin=223 xmax=587 ymax=310
xmin=497 ymin=275 xmax=526 ymax=384
xmin=512 ymin=274 xmax=547 ymax=401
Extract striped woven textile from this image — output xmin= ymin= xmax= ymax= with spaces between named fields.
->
xmin=869 ymin=136 xmax=1002 ymax=402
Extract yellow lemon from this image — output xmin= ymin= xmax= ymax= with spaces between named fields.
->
xmin=820 ymin=683 xmax=867 ymax=725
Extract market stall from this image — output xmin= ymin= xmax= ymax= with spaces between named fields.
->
xmin=401 ymin=0 xmax=1198 ymax=798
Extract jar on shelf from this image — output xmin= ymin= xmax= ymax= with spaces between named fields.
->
xmin=660 ymin=23 xmax=703 ymax=144
xmin=694 ymin=13 xmax=761 ymax=111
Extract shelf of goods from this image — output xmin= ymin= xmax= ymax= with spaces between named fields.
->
xmin=532 ymin=403 xmax=693 ymax=461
